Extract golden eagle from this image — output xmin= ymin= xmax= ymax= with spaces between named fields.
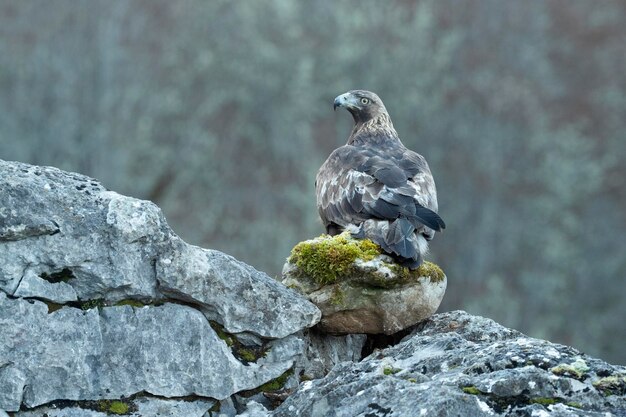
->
xmin=316 ymin=90 xmax=445 ymax=268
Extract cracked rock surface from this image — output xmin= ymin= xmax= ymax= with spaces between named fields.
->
xmin=270 ymin=311 xmax=626 ymax=417
xmin=0 ymin=159 xmax=320 ymax=414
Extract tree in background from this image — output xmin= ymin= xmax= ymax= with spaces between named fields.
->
xmin=0 ymin=0 xmax=624 ymax=364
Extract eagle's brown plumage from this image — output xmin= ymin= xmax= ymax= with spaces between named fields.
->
xmin=316 ymin=90 xmax=445 ymax=269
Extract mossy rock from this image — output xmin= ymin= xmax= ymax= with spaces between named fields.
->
xmin=287 ymin=233 xmax=444 ymax=288
xmin=283 ymin=233 xmax=447 ymax=335
xmin=289 ymin=233 xmax=381 ymax=285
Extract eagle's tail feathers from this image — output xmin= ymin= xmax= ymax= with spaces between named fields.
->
xmin=384 ymin=218 xmax=418 ymax=260
xmin=413 ymin=206 xmax=446 ymax=231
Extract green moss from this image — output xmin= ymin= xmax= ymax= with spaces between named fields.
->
xmin=238 ymin=348 xmax=257 ymax=362
xmin=415 ymin=261 xmax=445 ymax=282
xmin=98 ymin=399 xmax=131 ymax=415
xmin=329 ymin=286 xmax=346 ymax=306
xmin=550 ymin=359 xmax=589 ymax=380
xmin=288 ymin=233 xmax=445 ymax=287
xmin=210 ymin=321 xmax=235 ymax=347
xmin=593 ymin=374 xmax=626 ymax=396
xmin=390 ymin=261 xmax=445 ymax=283
xmin=406 ymin=378 xmax=417 ymax=383
xmin=566 ymin=402 xmax=583 ymax=409
xmin=108 ymin=401 xmax=129 ymax=415
xmin=289 ymin=233 xmax=381 ymax=285
xmin=530 ymin=397 xmax=558 ymax=406
xmin=383 ymin=366 xmax=401 ymax=375
xmin=209 ymin=321 xmax=267 ymax=363
xmin=257 ymin=369 xmax=293 ymax=392
xmin=462 ymin=386 xmax=482 ymax=395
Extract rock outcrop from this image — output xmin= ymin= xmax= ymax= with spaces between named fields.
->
xmin=0 ymin=160 xmax=323 ymax=415
xmin=2 ymin=159 xmax=625 ymax=417
xmin=271 ymin=311 xmax=626 ymax=417
xmin=282 ymin=233 xmax=447 ymax=334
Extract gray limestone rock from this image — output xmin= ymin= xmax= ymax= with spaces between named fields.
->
xmin=15 ymin=397 xmax=214 ymax=417
xmin=282 ymin=234 xmax=446 ymax=334
xmin=13 ymin=269 xmax=78 ymax=302
xmin=0 ymin=291 xmax=301 ymax=411
xmin=296 ymin=330 xmax=367 ymax=380
xmin=157 ymin=242 xmax=321 ymax=339
xmin=0 ymin=159 xmax=318 ymax=414
xmin=0 ymin=159 xmax=320 ymax=339
xmin=0 ymin=159 xmax=321 ymax=412
xmin=272 ymin=311 xmax=626 ymax=417
xmin=0 ymin=160 xmax=170 ymax=302
xmin=16 ymin=409 xmax=108 ymax=417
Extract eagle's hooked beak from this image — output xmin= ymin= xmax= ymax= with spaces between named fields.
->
xmin=333 ymin=93 xmax=352 ymax=111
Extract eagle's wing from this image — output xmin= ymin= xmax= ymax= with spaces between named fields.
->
xmin=315 ymin=145 xmax=445 ymax=235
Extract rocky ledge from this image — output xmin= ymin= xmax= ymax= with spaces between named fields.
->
xmin=273 ymin=310 xmax=626 ymax=417
xmin=1 ymin=159 xmax=625 ymax=417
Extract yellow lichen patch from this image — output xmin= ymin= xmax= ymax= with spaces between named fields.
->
xmin=593 ymin=374 xmax=626 ymax=396
xmin=550 ymin=358 xmax=589 ymax=380
xmin=289 ymin=233 xmax=381 ymax=285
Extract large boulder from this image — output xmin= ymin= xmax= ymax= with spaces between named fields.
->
xmin=0 ymin=159 xmax=321 ymax=414
xmin=282 ymin=233 xmax=446 ymax=334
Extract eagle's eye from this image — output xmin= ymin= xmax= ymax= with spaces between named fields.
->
xmin=360 ymin=98 xmax=370 ymax=105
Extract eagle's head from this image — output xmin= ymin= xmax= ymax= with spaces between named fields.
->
xmin=334 ymin=90 xmax=389 ymax=125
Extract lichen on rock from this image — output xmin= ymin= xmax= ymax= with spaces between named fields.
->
xmin=283 ymin=233 xmax=447 ymax=335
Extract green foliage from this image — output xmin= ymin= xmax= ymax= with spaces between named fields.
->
xmin=289 ymin=233 xmax=381 ymax=285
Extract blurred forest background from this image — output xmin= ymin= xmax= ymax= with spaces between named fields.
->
xmin=0 ymin=1 xmax=624 ymax=363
